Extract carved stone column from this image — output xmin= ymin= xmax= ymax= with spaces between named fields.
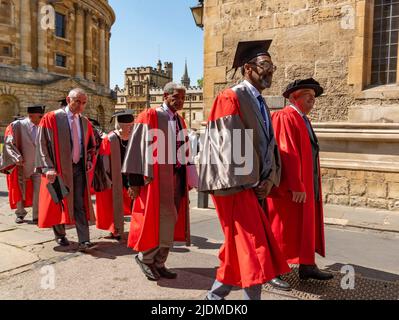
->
xmin=84 ymin=9 xmax=93 ymax=80
xmin=98 ymin=18 xmax=106 ymax=85
xmin=20 ymin=0 xmax=32 ymax=69
xmin=37 ymin=0 xmax=48 ymax=72
xmin=74 ymin=3 xmax=84 ymax=78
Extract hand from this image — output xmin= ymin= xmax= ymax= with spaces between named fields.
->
xmin=292 ymin=191 xmax=306 ymax=203
xmin=254 ymin=180 xmax=272 ymax=200
xmin=45 ymin=170 xmax=57 ymax=184
xmin=16 ymin=159 xmax=24 ymax=166
xmin=128 ymin=186 xmax=140 ymax=200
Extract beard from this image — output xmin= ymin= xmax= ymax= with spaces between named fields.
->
xmin=259 ymin=76 xmax=272 ymax=89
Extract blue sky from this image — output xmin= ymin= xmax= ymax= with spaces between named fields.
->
xmin=109 ymin=0 xmax=204 ymax=89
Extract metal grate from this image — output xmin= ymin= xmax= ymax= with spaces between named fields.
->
xmin=263 ymin=267 xmax=399 ymax=300
xmin=371 ymin=0 xmax=399 ymax=85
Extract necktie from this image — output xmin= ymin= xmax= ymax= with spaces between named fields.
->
xmin=31 ymin=125 xmax=37 ymax=144
xmin=303 ymin=115 xmax=315 ymax=141
xmin=71 ymin=116 xmax=80 ymax=164
xmin=173 ymin=114 xmax=182 ymax=169
xmin=256 ymin=95 xmax=270 ymax=134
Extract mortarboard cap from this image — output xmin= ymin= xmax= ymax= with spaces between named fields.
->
xmin=27 ymin=105 xmax=46 ymax=114
xmin=232 ymin=40 xmax=273 ymax=73
xmin=110 ymin=109 xmax=134 ymax=123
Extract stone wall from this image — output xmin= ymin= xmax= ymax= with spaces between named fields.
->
xmin=322 ymin=168 xmax=399 ymax=211
xmin=202 ymin=0 xmax=399 ymax=210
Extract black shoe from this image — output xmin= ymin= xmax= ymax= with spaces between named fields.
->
xmin=78 ymin=241 xmax=95 ymax=252
xmin=56 ymin=237 xmax=70 ymax=246
xmin=267 ymin=276 xmax=292 ymax=291
xmin=15 ymin=217 xmax=24 ymax=224
xmin=109 ymin=233 xmax=121 ymax=241
xmin=156 ymin=266 xmax=177 ymax=279
xmin=299 ymin=264 xmax=334 ymax=281
xmin=135 ymin=255 xmax=160 ymax=281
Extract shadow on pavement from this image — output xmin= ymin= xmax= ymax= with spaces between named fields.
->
xmin=157 ymin=267 xmax=217 ymax=290
xmin=53 ymin=240 xmax=133 ymax=259
xmin=263 ymin=264 xmax=399 ymax=300
xmin=189 ymin=235 xmax=222 ymax=250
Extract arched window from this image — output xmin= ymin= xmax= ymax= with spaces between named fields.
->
xmin=0 ymin=95 xmax=19 ymax=126
xmin=371 ymin=1 xmax=399 ymax=85
xmin=0 ymin=0 xmax=13 ymax=25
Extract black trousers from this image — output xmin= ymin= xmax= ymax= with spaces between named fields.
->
xmin=53 ymin=159 xmax=90 ymax=243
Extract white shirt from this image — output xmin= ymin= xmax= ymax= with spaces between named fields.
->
xmin=243 ymin=80 xmax=270 ymax=133
xmin=162 ymin=102 xmax=179 ymax=136
xmin=65 ymin=106 xmax=82 ymax=156
xmin=288 ymin=103 xmax=304 ymax=117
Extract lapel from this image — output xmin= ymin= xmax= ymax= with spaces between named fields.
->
xmin=288 ymin=106 xmax=319 ymax=150
xmin=239 ymin=84 xmax=269 ymax=138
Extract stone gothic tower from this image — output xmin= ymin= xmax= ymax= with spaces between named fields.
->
xmin=181 ymin=60 xmax=191 ymax=88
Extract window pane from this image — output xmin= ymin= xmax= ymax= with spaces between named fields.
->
xmin=371 ymin=2 xmax=399 ymax=85
xmin=389 ymin=71 xmax=396 ymax=83
xmin=55 ymin=13 xmax=66 ymax=38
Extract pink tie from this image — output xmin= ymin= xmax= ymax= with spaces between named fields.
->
xmin=71 ymin=116 xmax=80 ymax=164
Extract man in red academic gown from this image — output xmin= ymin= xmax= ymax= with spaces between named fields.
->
xmin=94 ymin=110 xmax=135 ymax=240
xmin=35 ymin=88 xmax=97 ymax=251
xmin=0 ymin=105 xmax=45 ymax=224
xmin=199 ymin=40 xmax=291 ymax=300
xmin=267 ymin=78 xmax=333 ymax=280
xmin=122 ymin=82 xmax=191 ymax=281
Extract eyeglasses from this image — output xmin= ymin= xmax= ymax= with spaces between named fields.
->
xmin=249 ymin=61 xmax=277 ymax=73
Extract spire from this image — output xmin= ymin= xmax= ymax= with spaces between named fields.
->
xmin=181 ymin=59 xmax=191 ymax=88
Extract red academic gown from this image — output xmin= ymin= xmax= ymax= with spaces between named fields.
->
xmin=36 ymin=111 xmax=96 ymax=228
xmin=2 ymin=124 xmax=33 ymax=209
xmin=267 ymin=106 xmax=326 ymax=265
xmin=202 ymin=89 xmax=290 ymax=288
xmin=125 ymin=108 xmax=190 ymax=252
xmin=95 ymin=134 xmax=132 ymax=234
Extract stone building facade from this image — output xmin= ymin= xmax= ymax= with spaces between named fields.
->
xmin=202 ymin=0 xmax=399 ymax=210
xmin=0 ymin=0 xmax=116 ymax=134
xmin=115 ymin=60 xmax=204 ymax=129
xmin=115 ymin=60 xmax=173 ymax=116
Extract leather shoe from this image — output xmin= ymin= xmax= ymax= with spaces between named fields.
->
xmin=135 ymin=255 xmax=160 ymax=281
xmin=299 ymin=264 xmax=334 ymax=281
xmin=56 ymin=237 xmax=70 ymax=246
xmin=156 ymin=266 xmax=177 ymax=279
xmin=267 ymin=276 xmax=292 ymax=291
xmin=15 ymin=217 xmax=24 ymax=224
xmin=78 ymin=241 xmax=95 ymax=252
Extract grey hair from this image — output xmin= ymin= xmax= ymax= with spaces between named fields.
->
xmin=163 ymin=82 xmax=186 ymax=94
xmin=114 ymin=118 xmax=121 ymax=131
xmin=68 ymin=88 xmax=87 ymax=99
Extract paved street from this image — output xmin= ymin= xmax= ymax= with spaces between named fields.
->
xmin=0 ymin=175 xmax=398 ymax=300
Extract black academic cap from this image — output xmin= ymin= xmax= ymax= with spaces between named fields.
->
xmin=27 ymin=105 xmax=46 ymax=114
xmin=232 ymin=40 xmax=273 ymax=71
xmin=110 ymin=109 xmax=134 ymax=123
xmin=58 ymin=98 xmax=68 ymax=107
xmin=282 ymin=78 xmax=324 ymax=99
